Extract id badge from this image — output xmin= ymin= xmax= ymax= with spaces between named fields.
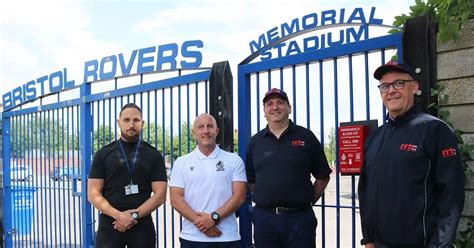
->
xmin=125 ymin=184 xmax=139 ymax=195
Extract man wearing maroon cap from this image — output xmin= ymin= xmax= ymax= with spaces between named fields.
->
xmin=245 ymin=88 xmax=332 ymax=248
xmin=358 ymin=61 xmax=464 ymax=247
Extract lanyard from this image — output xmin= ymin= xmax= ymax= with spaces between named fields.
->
xmin=118 ymin=139 xmax=141 ymax=181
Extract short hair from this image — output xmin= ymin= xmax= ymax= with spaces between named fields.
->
xmin=119 ymin=103 xmax=142 ymax=117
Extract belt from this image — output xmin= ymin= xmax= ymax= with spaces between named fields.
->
xmin=256 ymin=205 xmax=311 ymax=214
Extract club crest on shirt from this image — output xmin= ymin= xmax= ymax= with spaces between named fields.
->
xmin=216 ymin=161 xmax=225 ymax=171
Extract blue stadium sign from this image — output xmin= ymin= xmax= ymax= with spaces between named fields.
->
xmin=245 ymin=7 xmax=384 ymax=62
xmin=2 ymin=40 xmax=204 ymax=111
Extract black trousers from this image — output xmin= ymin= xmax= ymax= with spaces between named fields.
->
xmin=95 ymin=214 xmax=156 ymax=248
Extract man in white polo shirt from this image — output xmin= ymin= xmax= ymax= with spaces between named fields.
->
xmin=169 ymin=113 xmax=247 ymax=248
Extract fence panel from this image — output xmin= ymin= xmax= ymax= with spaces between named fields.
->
xmin=2 ymin=67 xmax=215 ymax=247
xmin=237 ymin=33 xmax=403 ymax=248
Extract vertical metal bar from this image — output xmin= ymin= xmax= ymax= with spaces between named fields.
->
xmin=80 ymin=81 xmax=93 ymax=247
xmin=161 ymin=88 xmax=167 ymax=247
xmin=305 ymin=63 xmax=310 ymax=128
xmin=348 ymin=55 xmax=357 ymax=248
xmin=280 ymin=67 xmax=284 ymax=90
xmin=381 ymin=49 xmax=387 ymax=119
xmin=319 ymin=61 xmax=326 ymax=248
xmin=48 ymin=110 xmax=53 ymax=247
xmin=184 ymin=83 xmax=191 ymax=231
xmin=66 ymin=107 xmax=72 ymax=247
xmin=256 ymin=72 xmax=260 ymax=131
xmin=170 ymin=86 xmax=175 ymax=248
xmin=205 ymin=80 xmax=209 ymax=113
xmin=195 ymin=82 xmax=199 ymax=116
xmin=41 ymin=111 xmax=46 ymax=248
xmin=153 ymin=89 xmax=160 ymax=247
xmin=333 ymin=59 xmax=341 ymax=248
xmin=364 ymin=52 xmax=370 ymax=120
xmin=292 ymin=65 xmax=297 ymax=124
xmin=34 ymin=112 xmax=40 ymax=246
xmin=109 ymin=99 xmax=112 ymax=143
xmin=267 ymin=69 xmax=271 ymax=90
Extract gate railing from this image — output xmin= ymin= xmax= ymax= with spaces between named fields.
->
xmin=2 ymin=63 xmax=233 ymax=247
xmin=237 ymin=32 xmax=403 ymax=248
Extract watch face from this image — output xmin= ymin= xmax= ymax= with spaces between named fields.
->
xmin=131 ymin=212 xmax=139 ymax=220
xmin=212 ymin=212 xmax=219 ymax=221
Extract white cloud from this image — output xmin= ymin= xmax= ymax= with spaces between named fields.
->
xmin=1 ymin=0 xmax=413 ymax=98
xmin=0 ymin=0 xmax=123 ymax=95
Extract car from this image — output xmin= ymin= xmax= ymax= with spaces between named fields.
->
xmin=50 ymin=166 xmax=80 ymax=181
xmin=10 ymin=165 xmax=33 ymax=182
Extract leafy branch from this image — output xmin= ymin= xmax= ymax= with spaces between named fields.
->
xmin=390 ymin=0 xmax=473 ymax=43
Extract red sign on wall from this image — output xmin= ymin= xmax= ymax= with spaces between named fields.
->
xmin=338 ymin=125 xmax=368 ymax=175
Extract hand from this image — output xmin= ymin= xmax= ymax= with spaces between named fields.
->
xmin=204 ymin=226 xmax=222 ymax=237
xmin=193 ymin=212 xmax=215 ymax=233
xmin=114 ymin=209 xmax=138 ymax=230
xmin=365 ymin=243 xmax=375 ymax=248
xmin=112 ymin=221 xmax=128 ymax=232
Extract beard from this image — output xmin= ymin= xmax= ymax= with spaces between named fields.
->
xmin=121 ymin=129 xmax=140 ymax=142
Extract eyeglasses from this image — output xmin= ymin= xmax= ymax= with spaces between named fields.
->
xmin=377 ymin=80 xmax=414 ymax=93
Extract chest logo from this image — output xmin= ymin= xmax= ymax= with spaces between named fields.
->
xmin=441 ymin=147 xmax=457 ymax=158
xmin=216 ymin=161 xmax=225 ymax=171
xmin=292 ymin=140 xmax=305 ymax=147
xmin=400 ymin=144 xmax=418 ymax=152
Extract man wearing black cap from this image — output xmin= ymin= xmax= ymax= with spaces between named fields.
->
xmin=358 ymin=61 xmax=465 ymax=247
xmin=245 ymin=88 xmax=332 ymax=248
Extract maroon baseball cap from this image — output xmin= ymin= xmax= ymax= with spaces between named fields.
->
xmin=262 ymin=88 xmax=289 ymax=103
xmin=373 ymin=60 xmax=417 ymax=80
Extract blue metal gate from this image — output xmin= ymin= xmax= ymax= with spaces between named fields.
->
xmin=2 ymin=67 xmax=213 ymax=247
xmin=237 ymin=28 xmax=403 ymax=247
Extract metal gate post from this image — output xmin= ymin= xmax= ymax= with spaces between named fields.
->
xmin=2 ymin=116 xmax=12 ymax=247
xmin=80 ymin=82 xmax=94 ymax=247
xmin=403 ymin=14 xmax=438 ymax=116
xmin=209 ymin=61 xmax=234 ymax=152
xmin=237 ymin=68 xmax=252 ymax=248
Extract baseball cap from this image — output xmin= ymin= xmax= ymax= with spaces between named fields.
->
xmin=373 ymin=60 xmax=417 ymax=80
xmin=262 ymin=88 xmax=289 ymax=103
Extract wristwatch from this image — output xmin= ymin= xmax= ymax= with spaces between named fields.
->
xmin=211 ymin=211 xmax=220 ymax=224
xmin=131 ymin=212 xmax=139 ymax=220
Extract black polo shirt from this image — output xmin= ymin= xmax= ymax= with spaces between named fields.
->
xmin=246 ymin=121 xmax=331 ymax=208
xmin=89 ymin=139 xmax=167 ymax=211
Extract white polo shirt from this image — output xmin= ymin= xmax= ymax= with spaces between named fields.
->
xmin=169 ymin=146 xmax=247 ymax=242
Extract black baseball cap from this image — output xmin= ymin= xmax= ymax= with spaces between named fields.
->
xmin=374 ymin=60 xmax=417 ymax=80
xmin=262 ymin=88 xmax=289 ymax=104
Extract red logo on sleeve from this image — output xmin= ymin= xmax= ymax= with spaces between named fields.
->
xmin=441 ymin=147 xmax=457 ymax=158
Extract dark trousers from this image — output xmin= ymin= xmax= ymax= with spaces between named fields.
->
xmin=95 ymin=214 xmax=156 ymax=248
xmin=179 ymin=238 xmax=241 ymax=248
xmin=252 ymin=206 xmax=317 ymax=248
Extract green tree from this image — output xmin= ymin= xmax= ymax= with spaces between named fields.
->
xmin=324 ymin=128 xmax=336 ymax=168
xmin=171 ymin=122 xmax=196 ymax=159
xmin=93 ymin=125 xmax=115 ymax=152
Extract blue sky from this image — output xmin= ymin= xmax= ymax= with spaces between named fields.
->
xmin=0 ymin=0 xmax=415 ymax=105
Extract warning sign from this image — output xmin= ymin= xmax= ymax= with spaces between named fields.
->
xmin=338 ymin=125 xmax=367 ymax=175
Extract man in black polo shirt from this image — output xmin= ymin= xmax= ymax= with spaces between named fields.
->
xmin=246 ymin=88 xmax=332 ymax=248
xmin=88 ymin=103 xmax=168 ymax=247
